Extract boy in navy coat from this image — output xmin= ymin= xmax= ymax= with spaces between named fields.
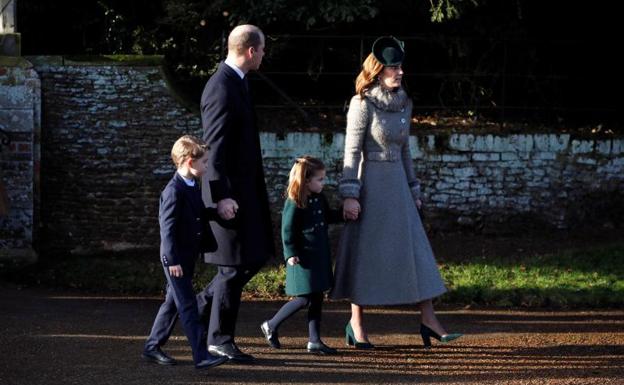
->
xmin=142 ymin=135 xmax=229 ymax=370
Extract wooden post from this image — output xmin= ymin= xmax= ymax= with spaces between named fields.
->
xmin=1 ymin=0 xmax=16 ymax=33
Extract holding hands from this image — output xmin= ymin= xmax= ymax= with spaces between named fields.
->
xmin=217 ymin=198 xmax=239 ymax=220
xmin=343 ymin=198 xmax=361 ymax=221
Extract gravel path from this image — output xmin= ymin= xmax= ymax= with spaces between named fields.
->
xmin=1 ymin=285 xmax=622 ymax=385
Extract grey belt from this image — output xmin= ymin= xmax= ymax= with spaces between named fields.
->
xmin=363 ymin=150 xmax=400 ymax=162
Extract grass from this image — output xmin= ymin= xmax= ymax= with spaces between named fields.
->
xmin=2 ymin=245 xmax=622 ymax=308
xmin=440 ymin=245 xmax=624 ymax=307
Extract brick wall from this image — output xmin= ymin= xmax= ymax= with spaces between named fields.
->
xmin=0 ymin=57 xmax=40 ymax=261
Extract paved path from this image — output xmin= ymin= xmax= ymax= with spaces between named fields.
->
xmin=1 ymin=285 xmax=622 ymax=385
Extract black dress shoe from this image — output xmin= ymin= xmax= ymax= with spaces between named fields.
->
xmin=195 ymin=354 xmax=228 ymax=369
xmin=208 ymin=343 xmax=255 ymax=363
xmin=142 ymin=348 xmax=176 ymax=365
xmin=307 ymin=341 xmax=337 ymax=355
xmin=260 ymin=320 xmax=281 ymax=349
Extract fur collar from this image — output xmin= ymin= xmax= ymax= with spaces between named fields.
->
xmin=364 ymin=85 xmax=409 ymax=112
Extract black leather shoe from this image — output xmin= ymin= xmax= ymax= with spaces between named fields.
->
xmin=307 ymin=341 xmax=338 ymax=355
xmin=260 ymin=320 xmax=281 ymax=349
xmin=142 ymin=348 xmax=176 ymax=365
xmin=195 ymin=354 xmax=228 ymax=369
xmin=208 ymin=343 xmax=255 ymax=363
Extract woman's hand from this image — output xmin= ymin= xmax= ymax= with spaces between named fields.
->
xmin=287 ymin=256 xmax=300 ymax=266
xmin=343 ymin=198 xmax=361 ymax=220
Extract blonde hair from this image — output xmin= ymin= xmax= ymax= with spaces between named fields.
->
xmin=355 ymin=53 xmax=385 ymax=97
xmin=286 ymin=156 xmax=325 ymax=208
xmin=171 ymin=135 xmax=209 ymax=168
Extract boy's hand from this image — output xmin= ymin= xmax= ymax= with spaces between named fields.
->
xmin=217 ymin=198 xmax=239 ymax=220
xmin=168 ymin=265 xmax=183 ymax=278
xmin=287 ymin=256 xmax=300 ymax=266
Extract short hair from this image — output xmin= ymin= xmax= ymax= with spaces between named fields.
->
xmin=171 ymin=135 xmax=209 ymax=168
xmin=228 ymin=24 xmax=264 ymax=55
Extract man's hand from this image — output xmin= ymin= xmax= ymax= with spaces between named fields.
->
xmin=287 ymin=256 xmax=300 ymax=266
xmin=343 ymin=198 xmax=361 ymax=220
xmin=168 ymin=265 xmax=183 ymax=278
xmin=416 ymin=199 xmax=422 ymax=209
xmin=217 ymin=198 xmax=239 ymax=220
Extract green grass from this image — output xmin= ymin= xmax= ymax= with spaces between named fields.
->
xmin=2 ymin=245 xmax=622 ymax=308
xmin=440 ymin=245 xmax=624 ymax=307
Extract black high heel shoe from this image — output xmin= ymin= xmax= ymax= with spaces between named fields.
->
xmin=420 ymin=323 xmax=463 ymax=349
xmin=260 ymin=320 xmax=281 ymax=349
xmin=345 ymin=322 xmax=375 ymax=349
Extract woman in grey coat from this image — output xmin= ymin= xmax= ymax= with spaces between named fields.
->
xmin=330 ymin=36 xmax=462 ymax=349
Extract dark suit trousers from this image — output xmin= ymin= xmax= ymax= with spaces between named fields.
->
xmin=197 ymin=263 xmax=263 ymax=346
xmin=145 ymin=265 xmax=208 ymax=364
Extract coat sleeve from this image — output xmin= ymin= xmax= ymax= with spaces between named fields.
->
xmin=201 ymin=80 xmax=234 ymax=202
xmin=401 ymin=136 xmax=422 ymax=202
xmin=159 ymin=186 xmax=181 ymax=266
xmin=321 ymin=193 xmax=344 ymax=224
xmin=281 ymin=199 xmax=301 ymax=260
xmin=339 ymin=95 xmax=369 ymax=199
xmin=203 ymin=206 xmax=237 ymax=229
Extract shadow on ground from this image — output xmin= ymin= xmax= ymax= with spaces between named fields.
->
xmin=0 ymin=286 xmax=622 ymax=385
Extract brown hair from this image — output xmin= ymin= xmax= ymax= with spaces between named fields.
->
xmin=355 ymin=53 xmax=385 ymax=97
xmin=286 ymin=156 xmax=325 ymax=208
xmin=171 ymin=135 xmax=209 ymax=168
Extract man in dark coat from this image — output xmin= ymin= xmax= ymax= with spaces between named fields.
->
xmin=197 ymin=24 xmax=275 ymax=363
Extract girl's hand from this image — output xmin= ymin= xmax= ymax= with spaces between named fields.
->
xmin=343 ymin=198 xmax=361 ymax=220
xmin=287 ymin=256 xmax=300 ymax=266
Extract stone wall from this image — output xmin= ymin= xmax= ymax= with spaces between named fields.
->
xmin=25 ymin=56 xmax=624 ymax=255
xmin=0 ymin=56 xmax=40 ymax=261
xmin=262 ymin=132 xmax=624 ymax=232
xmin=30 ymin=56 xmax=200 ymax=255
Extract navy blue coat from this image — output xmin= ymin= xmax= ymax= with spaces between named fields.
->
xmin=200 ymin=62 xmax=275 ymax=266
xmin=159 ymin=173 xmax=219 ymax=267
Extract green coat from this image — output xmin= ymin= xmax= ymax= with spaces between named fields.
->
xmin=281 ymin=192 xmax=342 ymax=296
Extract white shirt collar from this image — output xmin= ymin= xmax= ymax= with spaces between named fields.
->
xmin=177 ymin=171 xmax=196 ymax=187
xmin=224 ymin=58 xmax=246 ymax=79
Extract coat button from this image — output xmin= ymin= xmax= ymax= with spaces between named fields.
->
xmin=401 ymin=108 xmax=405 ymax=112
xmin=318 ymin=210 xmax=322 ymax=214
xmin=320 ymin=221 xmax=324 ymax=226
xmin=401 ymin=118 xmax=406 ymax=123
xmin=381 ymin=119 xmax=386 ymax=123
xmin=197 ymin=232 xmax=201 ymax=236
xmin=196 ymin=217 xmax=200 ymax=221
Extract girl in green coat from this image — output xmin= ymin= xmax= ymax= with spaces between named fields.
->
xmin=260 ymin=156 xmax=342 ymax=355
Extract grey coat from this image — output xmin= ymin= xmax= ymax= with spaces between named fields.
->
xmin=330 ymin=85 xmax=447 ymax=305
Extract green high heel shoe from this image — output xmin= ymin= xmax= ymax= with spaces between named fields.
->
xmin=345 ymin=322 xmax=375 ymax=349
xmin=420 ymin=323 xmax=463 ymax=349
